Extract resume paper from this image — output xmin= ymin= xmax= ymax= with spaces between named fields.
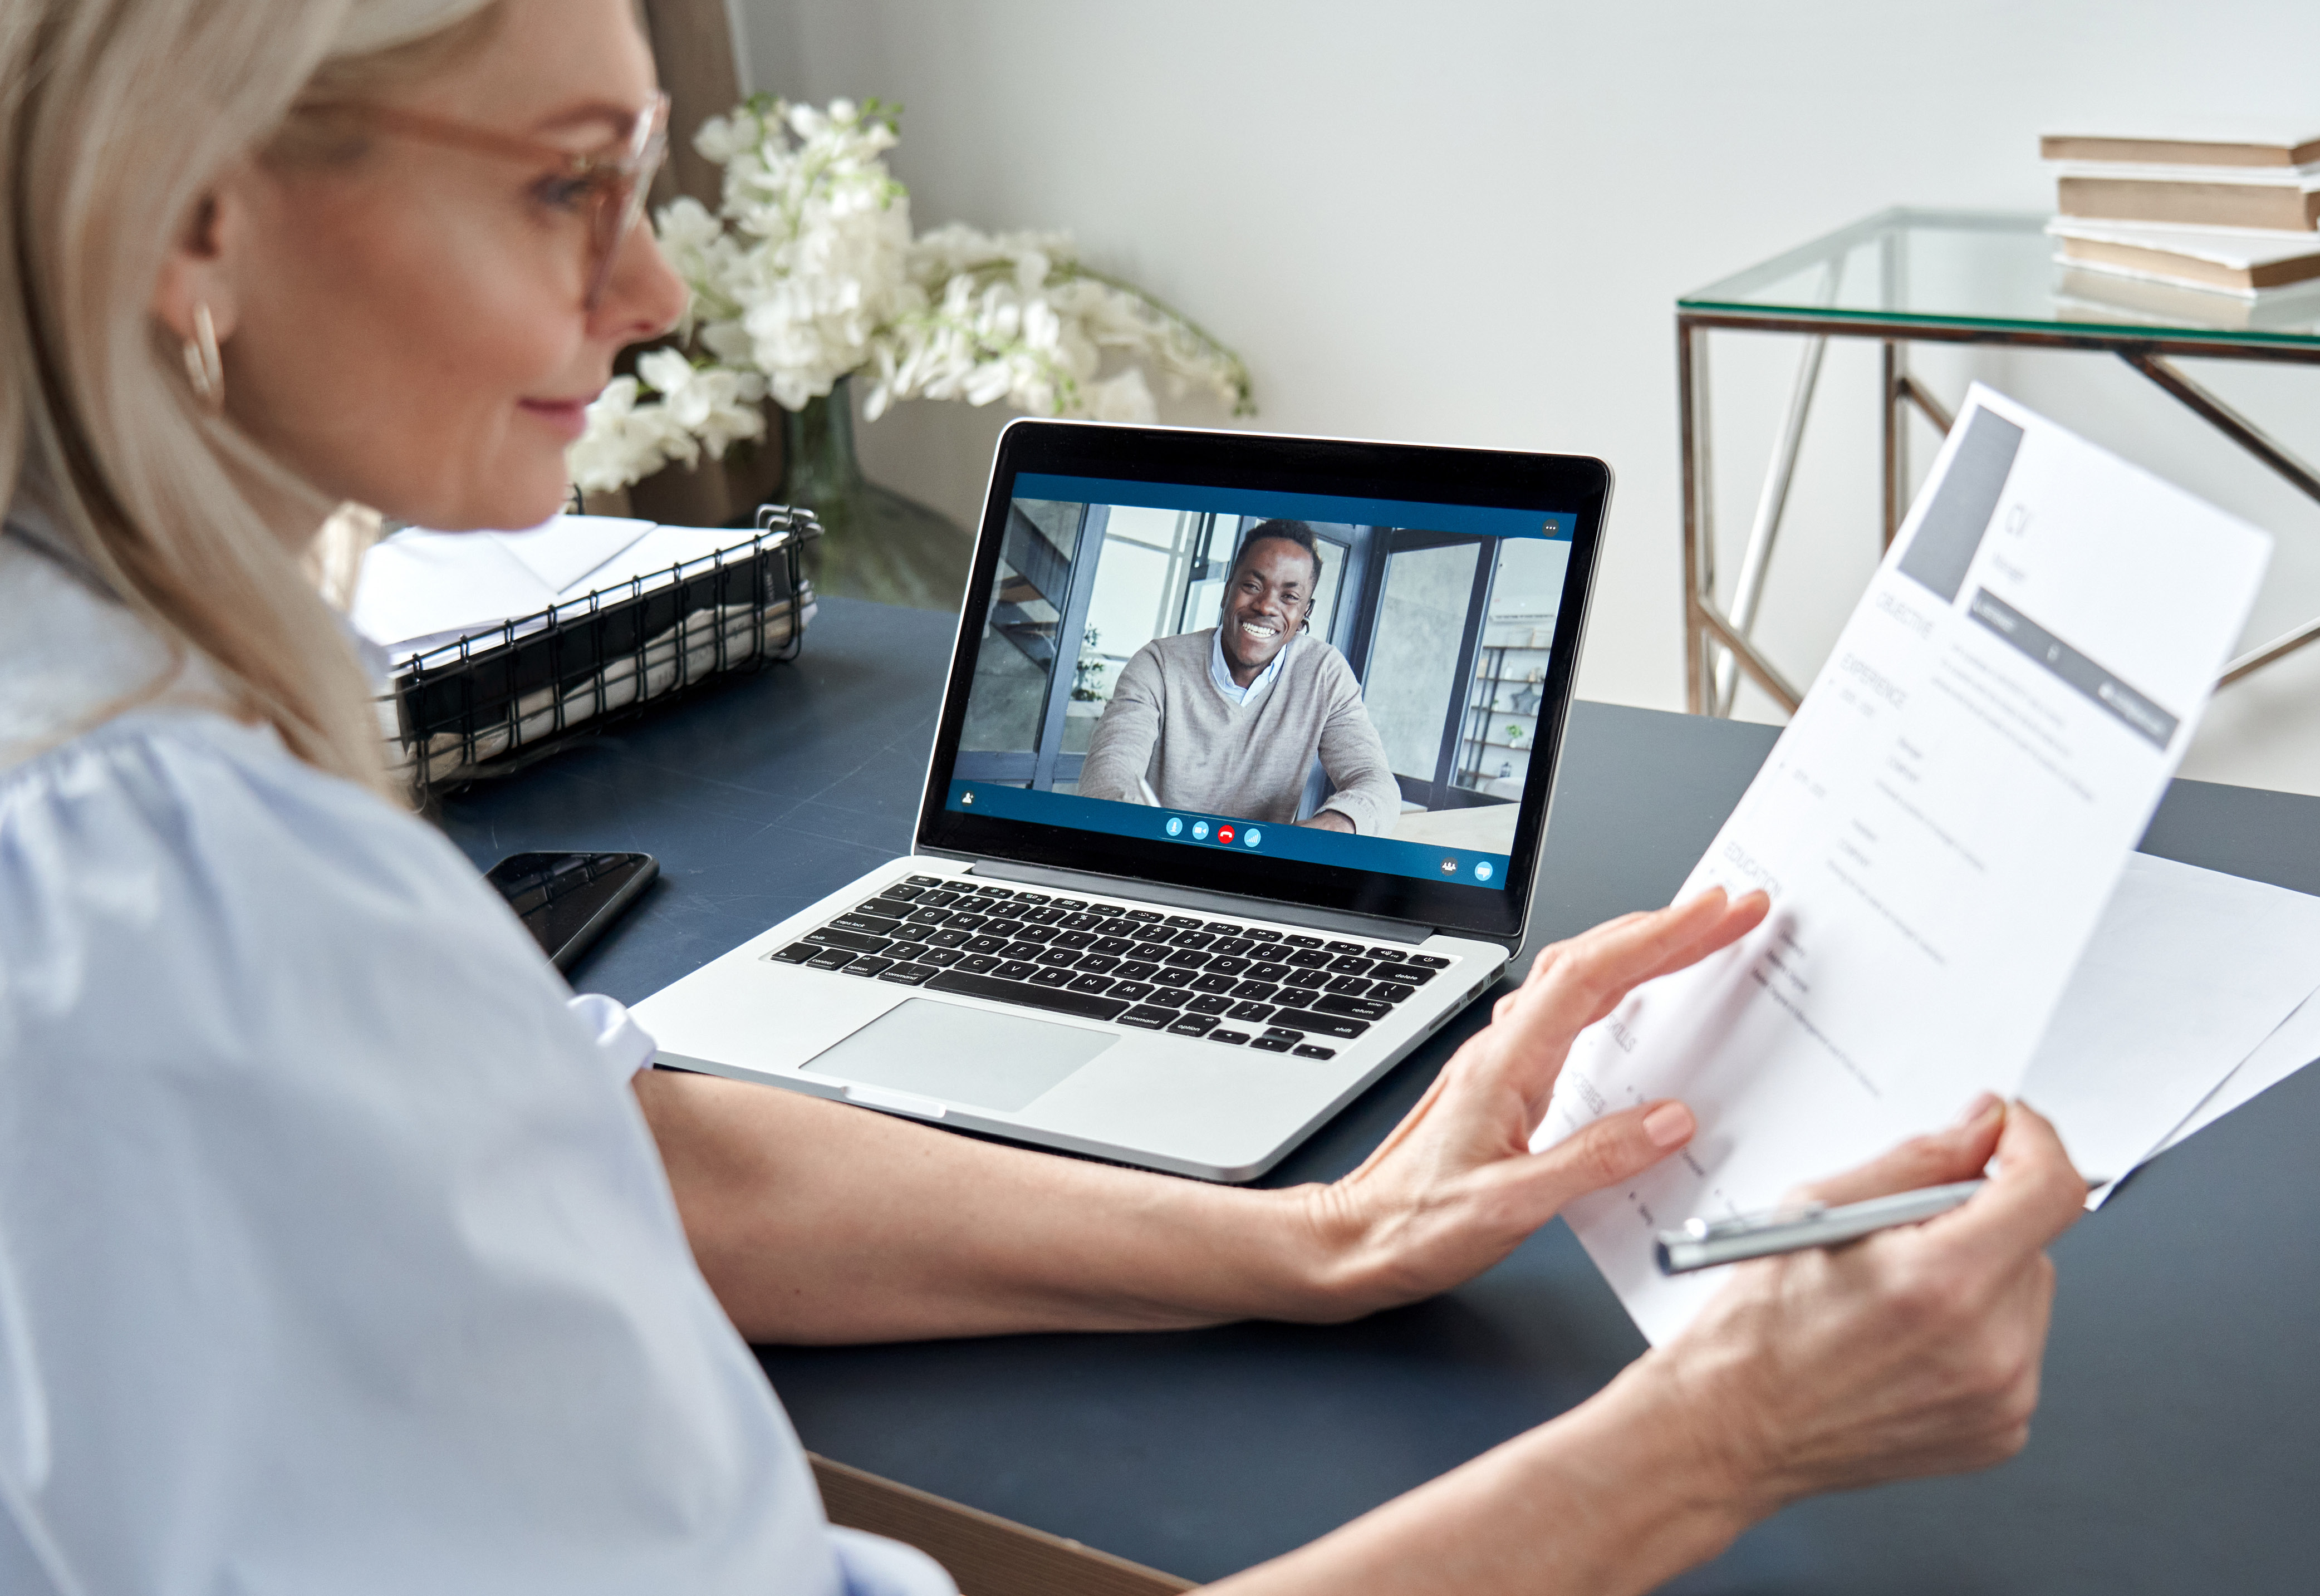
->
xmin=1538 ymin=384 xmax=2271 ymax=1344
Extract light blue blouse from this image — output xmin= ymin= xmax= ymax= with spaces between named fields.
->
xmin=0 ymin=528 xmax=951 ymax=1595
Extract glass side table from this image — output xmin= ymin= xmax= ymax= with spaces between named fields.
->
xmin=1679 ymin=207 xmax=2320 ymax=715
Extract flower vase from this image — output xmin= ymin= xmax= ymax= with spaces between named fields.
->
xmin=777 ymin=375 xmax=974 ymax=612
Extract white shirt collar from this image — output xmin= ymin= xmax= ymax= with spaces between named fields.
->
xmin=1208 ymin=626 xmax=1290 ymax=707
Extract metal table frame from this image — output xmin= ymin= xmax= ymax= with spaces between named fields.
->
xmin=1681 ymin=208 xmax=2320 ymax=716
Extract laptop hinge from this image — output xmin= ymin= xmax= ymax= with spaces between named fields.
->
xmin=959 ymin=858 xmax=1435 ymax=946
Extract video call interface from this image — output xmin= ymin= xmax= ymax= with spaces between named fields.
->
xmin=945 ymin=473 xmax=1577 ymax=892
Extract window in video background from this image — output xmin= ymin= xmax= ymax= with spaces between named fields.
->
xmin=956 ymin=497 xmax=1569 ymax=858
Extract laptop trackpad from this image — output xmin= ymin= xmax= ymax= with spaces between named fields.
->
xmin=805 ymin=998 xmax=1116 ymax=1112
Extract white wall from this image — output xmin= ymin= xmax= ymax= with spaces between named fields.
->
xmin=729 ymin=0 xmax=2320 ymax=794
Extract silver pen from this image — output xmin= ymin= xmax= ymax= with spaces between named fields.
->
xmin=1655 ymin=1180 xmax=1986 ymax=1275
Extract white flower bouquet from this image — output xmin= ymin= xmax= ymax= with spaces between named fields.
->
xmin=569 ymin=97 xmax=1254 ymax=496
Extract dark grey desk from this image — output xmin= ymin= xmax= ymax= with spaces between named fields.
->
xmin=440 ymin=596 xmax=2320 ymax=1594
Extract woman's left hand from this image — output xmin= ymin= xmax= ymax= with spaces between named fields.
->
xmin=1289 ymin=886 xmax=1768 ymax=1318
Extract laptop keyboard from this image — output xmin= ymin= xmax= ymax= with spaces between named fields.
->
xmin=766 ymin=875 xmax=1453 ymax=1060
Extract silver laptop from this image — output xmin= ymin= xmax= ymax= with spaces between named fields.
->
xmin=632 ymin=420 xmax=1611 ymax=1181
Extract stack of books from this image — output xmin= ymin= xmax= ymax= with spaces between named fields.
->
xmin=2042 ymin=131 xmax=2320 ymax=299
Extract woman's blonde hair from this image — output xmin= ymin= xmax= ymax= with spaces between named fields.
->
xmin=1 ymin=0 xmax=503 ymax=795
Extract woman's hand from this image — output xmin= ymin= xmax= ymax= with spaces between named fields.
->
xmin=1648 ymin=1094 xmax=2087 ymax=1511
xmin=1292 ymin=886 xmax=1769 ymax=1318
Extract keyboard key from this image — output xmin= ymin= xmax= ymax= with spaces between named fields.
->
xmin=1067 ymin=974 xmax=1115 ymax=994
xmin=904 ymin=875 xmax=943 ymax=887
xmin=1170 ymin=932 xmax=1215 ymax=951
xmin=1095 ymin=919 xmax=1140 ymax=939
xmin=1075 ymin=955 xmax=1121 ymax=974
xmin=1231 ymin=980 xmax=1279 ymax=1001
xmin=1166 ymin=1013 xmax=1218 ymax=1037
xmin=918 ymin=948 xmax=964 ymax=967
xmin=854 ymin=901 xmax=916 ymax=922
xmin=1124 ymin=909 xmax=1164 ymax=922
xmin=1268 ymin=1011 xmax=1369 ymax=1039
xmin=1326 ymin=956 xmax=1375 ymax=976
xmin=808 ymin=927 xmax=891 ymax=954
xmin=907 ymin=907 xmax=955 ymax=925
xmin=977 ymin=886 xmax=1014 ymax=898
xmin=1325 ymin=940 xmax=1366 ymax=954
xmin=1244 ymin=927 xmax=1284 ymax=942
xmin=1209 ymin=1029 xmax=1250 ymax=1045
xmin=1325 ymin=975 xmax=1373 ymax=996
xmin=1286 ymin=948 xmax=1331 ymax=968
xmin=921 ymin=891 xmax=963 ymax=908
xmin=946 ymin=914 xmax=991 ymax=933
xmin=769 ymin=942 xmax=818 ymax=963
xmin=1372 ymin=981 xmax=1416 ymax=1004
xmin=1226 ymin=1000 xmax=1276 ymax=1023
xmin=1293 ymin=1043 xmax=1337 ymax=1060
xmin=1163 ymin=915 xmax=1203 ymax=929
xmin=923 ymin=930 xmax=971 ymax=949
xmin=1049 ymin=930 xmax=1098 ymax=950
xmin=963 ymin=935 xmax=1008 ymax=954
xmin=1036 ymin=947 xmax=1080 ymax=967
xmin=1058 ymin=913 xmax=1105 ymax=932
xmin=1165 ymin=948 xmax=1211 ymax=969
xmin=1284 ymin=969 xmax=1330 ymax=990
xmin=1087 ymin=903 xmax=1127 ymax=917
xmin=1115 ymin=961 xmax=1161 ymax=982
xmin=1011 ymin=892 xmax=1051 ymax=905
xmin=1152 ymin=967 xmax=1198 ymax=988
xmin=1051 ymin=898 xmax=1090 ymax=911
xmin=983 ymin=919 xmax=1027 ymax=940
xmin=1262 ymin=1027 xmax=1307 ymax=1044
xmin=1282 ymin=935 xmax=1324 ymax=949
xmin=1367 ymin=962 xmax=1436 ymax=985
xmin=1211 ymin=937 xmax=1257 ymax=958
xmin=1009 ymin=924 xmax=1057 ymax=943
xmin=1369 ymin=947 xmax=1407 ymax=962
xmin=1249 ymin=962 xmax=1291 ymax=982
xmin=1191 ymin=974 xmax=1239 ymax=995
xmin=806 ymin=947 xmax=857 ymax=970
xmin=1029 ymin=968 xmax=1077 ymax=988
xmin=1200 ymin=921 xmax=1237 ymax=934
xmin=1130 ymin=941 xmax=1174 ymax=963
xmin=1315 ymin=994 xmax=1391 ymax=1021
xmin=1249 ymin=1035 xmax=1294 ymax=1052
xmin=1110 ymin=981 xmax=1156 ymax=1003
xmin=1119 ymin=1005 xmax=1174 ymax=1029
xmin=1186 ymin=994 xmax=1234 ymax=1015
xmin=887 ymin=924 xmax=935 ymax=944
xmin=879 ymin=963 xmax=938 ymax=985
xmin=999 ymin=940 xmax=1046 ymax=961
xmin=1406 ymin=954 xmax=1451 ymax=969
xmin=883 ymin=886 xmax=927 ymax=901
xmin=993 ymin=960 xmax=1040 ymax=981
xmin=1137 ymin=986 xmax=1187 ymax=1008
xmin=925 ymin=969 xmax=1130 ymax=1022
xmin=1208 ymin=956 xmax=1253 ymax=978
xmin=842 ymin=957 xmax=895 ymax=978
xmin=1090 ymin=936 xmax=1137 ymax=956
xmin=957 ymin=955 xmax=1002 ymax=974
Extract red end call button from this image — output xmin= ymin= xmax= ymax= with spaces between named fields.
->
xmin=1217 ymin=825 xmax=1235 ymax=844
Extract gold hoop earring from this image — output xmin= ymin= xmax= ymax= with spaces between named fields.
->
xmin=183 ymin=302 xmax=223 ymax=407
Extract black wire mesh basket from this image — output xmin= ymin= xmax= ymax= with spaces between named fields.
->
xmin=379 ymin=505 xmax=820 ymax=799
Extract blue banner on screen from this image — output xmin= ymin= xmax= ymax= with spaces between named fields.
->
xmin=948 ymin=783 xmax=1512 ymax=890
xmin=1013 ymin=474 xmax=1573 ymax=542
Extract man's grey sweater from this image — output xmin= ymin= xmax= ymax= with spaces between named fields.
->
xmin=1077 ymin=630 xmax=1401 ymax=834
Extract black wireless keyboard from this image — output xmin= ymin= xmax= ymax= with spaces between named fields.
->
xmin=766 ymin=875 xmax=1453 ymax=1059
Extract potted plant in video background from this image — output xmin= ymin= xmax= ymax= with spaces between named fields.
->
xmin=570 ymin=97 xmax=1254 ymax=611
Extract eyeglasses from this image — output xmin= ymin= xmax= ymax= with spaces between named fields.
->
xmin=296 ymin=92 xmax=671 ymax=312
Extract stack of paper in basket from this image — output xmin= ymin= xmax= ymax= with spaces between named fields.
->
xmin=2043 ymin=130 xmax=2320 ymax=311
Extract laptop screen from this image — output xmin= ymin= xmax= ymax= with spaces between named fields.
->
xmin=916 ymin=422 xmax=1608 ymax=944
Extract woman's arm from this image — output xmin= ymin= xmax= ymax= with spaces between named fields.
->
xmin=635 ymin=889 xmax=1766 ymax=1344
xmin=1201 ymin=1100 xmax=2086 ymax=1596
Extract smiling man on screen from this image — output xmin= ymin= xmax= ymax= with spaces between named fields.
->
xmin=1078 ymin=520 xmax=1399 ymax=833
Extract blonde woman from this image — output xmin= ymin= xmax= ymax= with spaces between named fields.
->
xmin=0 ymin=1 xmax=2087 ymax=1591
